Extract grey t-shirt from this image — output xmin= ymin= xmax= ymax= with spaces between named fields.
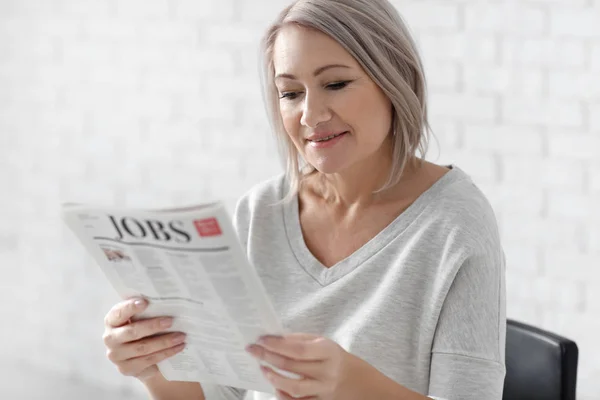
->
xmin=203 ymin=164 xmax=506 ymax=400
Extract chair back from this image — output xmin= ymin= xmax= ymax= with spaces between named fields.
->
xmin=503 ymin=319 xmax=578 ymax=400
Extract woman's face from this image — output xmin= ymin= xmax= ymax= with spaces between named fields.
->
xmin=273 ymin=25 xmax=394 ymax=175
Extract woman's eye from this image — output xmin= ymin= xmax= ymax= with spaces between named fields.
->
xmin=326 ymin=81 xmax=349 ymax=90
xmin=280 ymin=92 xmax=299 ymax=100
xmin=278 ymin=81 xmax=350 ymax=100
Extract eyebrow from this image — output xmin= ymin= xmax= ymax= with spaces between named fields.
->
xmin=274 ymin=64 xmax=351 ymax=80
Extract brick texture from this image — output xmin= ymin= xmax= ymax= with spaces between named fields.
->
xmin=1 ymin=0 xmax=599 ymax=398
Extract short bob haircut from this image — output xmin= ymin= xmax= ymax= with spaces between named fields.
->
xmin=259 ymin=0 xmax=432 ymax=202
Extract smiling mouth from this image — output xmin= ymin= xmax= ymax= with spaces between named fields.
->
xmin=308 ymin=131 xmax=348 ymax=142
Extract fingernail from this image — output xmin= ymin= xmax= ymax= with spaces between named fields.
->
xmin=134 ymin=299 xmax=146 ymax=308
xmin=245 ymin=344 xmax=258 ymax=353
xmin=160 ymin=317 xmax=172 ymax=327
xmin=258 ymin=335 xmax=282 ymax=344
xmin=260 ymin=366 xmax=272 ymax=377
xmin=171 ymin=333 xmax=186 ymax=344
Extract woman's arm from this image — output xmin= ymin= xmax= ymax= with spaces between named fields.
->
xmin=247 ymin=333 xmax=442 ymax=400
xmin=143 ymin=374 xmax=205 ymax=400
xmin=349 ymin=354 xmax=433 ymax=400
xmin=427 ymin=249 xmax=507 ymax=400
xmin=341 ymin=245 xmax=506 ymax=400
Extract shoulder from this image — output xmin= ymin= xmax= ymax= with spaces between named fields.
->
xmin=234 ymin=172 xmax=287 ymax=218
xmin=431 ymin=166 xmax=502 ymax=254
xmin=232 ymin=173 xmax=288 ymax=240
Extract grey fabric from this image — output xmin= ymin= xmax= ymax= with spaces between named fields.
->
xmin=202 ymin=164 xmax=506 ymax=400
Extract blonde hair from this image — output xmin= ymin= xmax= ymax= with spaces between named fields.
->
xmin=259 ymin=0 xmax=432 ymax=202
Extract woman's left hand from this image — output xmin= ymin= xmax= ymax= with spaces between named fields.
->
xmin=245 ymin=333 xmax=363 ymax=400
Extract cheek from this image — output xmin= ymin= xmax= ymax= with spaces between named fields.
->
xmin=280 ymin=108 xmax=305 ymax=147
xmin=348 ymin=89 xmax=392 ymax=136
xmin=342 ymin=93 xmax=391 ymax=140
xmin=340 ymin=90 xmax=365 ymax=114
xmin=281 ymin=113 xmax=297 ymax=138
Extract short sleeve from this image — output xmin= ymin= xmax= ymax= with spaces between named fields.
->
xmin=427 ymin=248 xmax=507 ymax=400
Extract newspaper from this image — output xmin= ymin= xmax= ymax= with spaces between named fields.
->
xmin=62 ymin=201 xmax=298 ymax=393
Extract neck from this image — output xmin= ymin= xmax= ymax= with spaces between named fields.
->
xmin=307 ymin=142 xmax=420 ymax=210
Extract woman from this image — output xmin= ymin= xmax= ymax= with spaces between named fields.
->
xmin=102 ymin=0 xmax=506 ymax=399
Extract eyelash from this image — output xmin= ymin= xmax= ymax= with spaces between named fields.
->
xmin=279 ymin=81 xmax=350 ymax=100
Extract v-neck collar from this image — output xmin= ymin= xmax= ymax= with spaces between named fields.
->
xmin=282 ymin=164 xmax=464 ymax=286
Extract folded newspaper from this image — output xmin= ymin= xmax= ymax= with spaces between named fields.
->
xmin=62 ymin=201 xmax=297 ymax=393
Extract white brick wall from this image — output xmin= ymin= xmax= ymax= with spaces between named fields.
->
xmin=1 ymin=0 xmax=599 ymax=398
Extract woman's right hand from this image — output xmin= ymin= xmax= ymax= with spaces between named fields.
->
xmin=103 ymin=298 xmax=187 ymax=382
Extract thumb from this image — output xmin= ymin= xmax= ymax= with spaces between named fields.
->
xmin=104 ymin=298 xmax=147 ymax=328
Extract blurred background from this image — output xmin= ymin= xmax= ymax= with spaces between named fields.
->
xmin=1 ymin=0 xmax=599 ymax=398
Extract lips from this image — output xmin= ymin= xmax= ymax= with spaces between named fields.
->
xmin=306 ymin=131 xmax=348 ymax=142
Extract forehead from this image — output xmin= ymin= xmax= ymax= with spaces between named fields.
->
xmin=273 ymin=25 xmax=357 ymax=75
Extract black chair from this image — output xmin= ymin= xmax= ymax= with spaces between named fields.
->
xmin=503 ymin=319 xmax=579 ymax=400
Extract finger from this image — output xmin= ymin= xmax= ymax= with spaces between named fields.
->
xmin=104 ymin=316 xmax=173 ymax=347
xmin=260 ymin=333 xmax=319 ymax=342
xmin=261 ymin=365 xmax=320 ymax=399
xmin=117 ymin=342 xmax=186 ymax=377
xmin=246 ymin=345 xmax=324 ymax=379
xmin=107 ymin=332 xmax=186 ymax=362
xmin=104 ymin=298 xmax=148 ymax=328
xmin=281 ymin=333 xmax=319 ymax=341
xmin=257 ymin=336 xmax=332 ymax=361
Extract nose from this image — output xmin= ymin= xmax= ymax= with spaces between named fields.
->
xmin=300 ymin=91 xmax=332 ymax=128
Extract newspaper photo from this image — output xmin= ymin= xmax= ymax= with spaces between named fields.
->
xmin=62 ymin=201 xmax=297 ymax=393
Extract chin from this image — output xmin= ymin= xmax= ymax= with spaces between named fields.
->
xmin=307 ymin=159 xmax=351 ymax=175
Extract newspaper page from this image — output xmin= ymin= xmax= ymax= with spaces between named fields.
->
xmin=62 ymin=201 xmax=294 ymax=393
